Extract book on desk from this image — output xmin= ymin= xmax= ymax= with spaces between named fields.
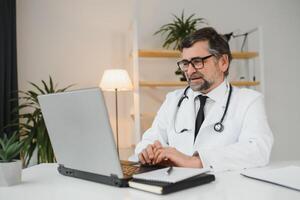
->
xmin=128 ymin=167 xmax=215 ymax=195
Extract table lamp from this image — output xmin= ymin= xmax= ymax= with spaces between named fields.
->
xmin=100 ymin=69 xmax=133 ymax=156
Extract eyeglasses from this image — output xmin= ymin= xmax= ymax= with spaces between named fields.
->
xmin=177 ymin=55 xmax=214 ymax=72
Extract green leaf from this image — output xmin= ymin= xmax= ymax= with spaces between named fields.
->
xmin=56 ymin=84 xmax=75 ymax=93
xmin=6 ymin=132 xmax=17 ymax=147
xmin=0 ymin=149 xmax=7 ymax=161
xmin=49 ymin=76 xmax=54 ymax=93
xmin=1 ymin=134 xmax=9 ymax=150
xmin=41 ymin=80 xmax=50 ymax=93
xmin=29 ymin=82 xmax=45 ymax=94
xmin=6 ymin=143 xmax=19 ymax=160
xmin=0 ymin=139 xmax=5 ymax=150
xmin=23 ymin=141 xmax=35 ymax=167
xmin=186 ymin=13 xmax=196 ymax=23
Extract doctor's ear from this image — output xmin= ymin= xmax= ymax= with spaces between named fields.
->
xmin=218 ymin=54 xmax=229 ymax=73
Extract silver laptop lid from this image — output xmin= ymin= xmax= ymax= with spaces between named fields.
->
xmin=38 ymin=88 xmax=124 ymax=178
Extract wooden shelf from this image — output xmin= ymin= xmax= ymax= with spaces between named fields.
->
xmin=139 ymin=50 xmax=180 ymax=58
xmin=231 ymin=51 xmax=259 ymax=59
xmin=138 ymin=49 xmax=258 ymax=59
xmin=130 ymin=112 xmax=156 ymax=119
xmin=140 ymin=81 xmax=187 ymax=87
xmin=140 ymin=80 xmax=260 ymax=87
xmin=230 ymin=81 xmax=260 ymax=87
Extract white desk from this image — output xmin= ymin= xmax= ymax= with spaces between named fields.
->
xmin=1 ymin=161 xmax=300 ymax=200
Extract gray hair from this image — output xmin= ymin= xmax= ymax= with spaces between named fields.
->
xmin=179 ymin=27 xmax=232 ymax=76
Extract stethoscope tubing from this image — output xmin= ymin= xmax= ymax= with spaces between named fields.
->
xmin=174 ymin=83 xmax=232 ymax=133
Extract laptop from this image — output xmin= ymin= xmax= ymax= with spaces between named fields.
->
xmin=38 ymin=88 xmax=160 ymax=187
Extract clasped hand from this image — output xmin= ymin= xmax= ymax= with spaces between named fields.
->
xmin=138 ymin=140 xmax=203 ymax=168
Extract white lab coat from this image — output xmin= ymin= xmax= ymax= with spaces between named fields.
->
xmin=135 ymin=83 xmax=274 ymax=172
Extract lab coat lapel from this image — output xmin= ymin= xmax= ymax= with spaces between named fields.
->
xmin=173 ymin=89 xmax=196 ymax=149
xmin=177 ymin=90 xmax=196 ymax=133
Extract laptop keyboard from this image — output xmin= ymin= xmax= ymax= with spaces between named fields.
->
xmin=122 ymin=165 xmax=139 ymax=176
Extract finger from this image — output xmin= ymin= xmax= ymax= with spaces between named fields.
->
xmin=153 ymin=149 xmax=162 ymax=165
xmin=138 ymin=153 xmax=146 ymax=165
xmin=146 ymin=145 xmax=155 ymax=160
xmin=153 ymin=141 xmax=163 ymax=156
xmin=156 ymin=151 xmax=167 ymax=164
xmin=155 ymin=149 xmax=167 ymax=164
xmin=154 ymin=148 xmax=162 ymax=160
xmin=142 ymin=149 xmax=151 ymax=164
xmin=144 ymin=144 xmax=154 ymax=163
xmin=154 ymin=140 xmax=163 ymax=149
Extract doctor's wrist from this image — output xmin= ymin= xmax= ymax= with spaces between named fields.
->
xmin=189 ymin=155 xmax=203 ymax=168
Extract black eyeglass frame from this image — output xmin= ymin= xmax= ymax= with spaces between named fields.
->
xmin=177 ymin=55 xmax=214 ymax=72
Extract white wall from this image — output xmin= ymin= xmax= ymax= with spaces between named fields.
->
xmin=17 ymin=0 xmax=300 ymax=160
xmin=17 ymin=0 xmax=134 ymax=148
xmin=136 ymin=0 xmax=300 ymax=160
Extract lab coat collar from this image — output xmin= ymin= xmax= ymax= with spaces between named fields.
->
xmin=206 ymin=80 xmax=228 ymax=103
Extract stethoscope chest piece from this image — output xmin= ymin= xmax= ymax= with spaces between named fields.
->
xmin=214 ymin=122 xmax=224 ymax=132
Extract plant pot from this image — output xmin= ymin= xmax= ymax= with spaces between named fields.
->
xmin=0 ymin=160 xmax=22 ymax=186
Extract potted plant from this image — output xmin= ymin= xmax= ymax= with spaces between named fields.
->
xmin=12 ymin=76 xmax=73 ymax=167
xmin=0 ymin=132 xmax=24 ymax=186
xmin=154 ymin=10 xmax=207 ymax=81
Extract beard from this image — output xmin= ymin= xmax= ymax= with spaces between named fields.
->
xmin=187 ymin=71 xmax=213 ymax=92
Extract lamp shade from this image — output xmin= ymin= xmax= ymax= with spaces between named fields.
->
xmin=100 ymin=69 xmax=133 ymax=91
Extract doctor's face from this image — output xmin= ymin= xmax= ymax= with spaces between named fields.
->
xmin=181 ymin=41 xmax=228 ymax=94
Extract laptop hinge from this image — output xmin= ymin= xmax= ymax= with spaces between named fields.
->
xmin=110 ymin=174 xmax=122 ymax=186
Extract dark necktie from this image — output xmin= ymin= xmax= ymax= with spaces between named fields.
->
xmin=195 ymin=95 xmax=208 ymax=140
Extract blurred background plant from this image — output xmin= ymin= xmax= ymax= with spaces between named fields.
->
xmin=10 ymin=76 xmax=73 ymax=167
xmin=154 ymin=10 xmax=207 ymax=50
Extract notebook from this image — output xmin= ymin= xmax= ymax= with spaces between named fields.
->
xmin=128 ymin=167 xmax=215 ymax=194
xmin=241 ymin=165 xmax=300 ymax=191
xmin=133 ymin=167 xmax=210 ymax=183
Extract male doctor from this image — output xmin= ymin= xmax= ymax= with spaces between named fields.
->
xmin=135 ymin=27 xmax=273 ymax=172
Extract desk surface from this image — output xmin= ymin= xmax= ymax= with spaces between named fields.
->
xmin=1 ymin=161 xmax=300 ymax=200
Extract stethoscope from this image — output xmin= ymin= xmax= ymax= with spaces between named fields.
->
xmin=174 ymin=83 xmax=233 ymax=133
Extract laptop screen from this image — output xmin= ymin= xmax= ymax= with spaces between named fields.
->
xmin=38 ymin=88 xmax=124 ymax=178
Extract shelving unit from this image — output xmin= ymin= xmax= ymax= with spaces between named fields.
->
xmin=139 ymin=80 xmax=260 ymax=88
xmin=139 ymin=49 xmax=259 ymax=59
xmin=131 ymin=25 xmax=265 ymax=144
xmin=137 ymin=49 xmax=260 ymax=87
